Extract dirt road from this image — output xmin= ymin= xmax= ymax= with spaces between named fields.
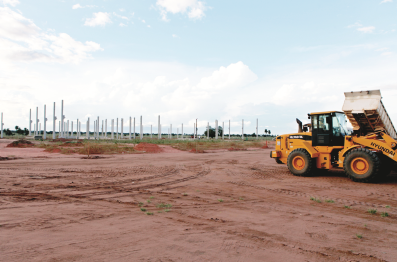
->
xmin=0 ymin=140 xmax=396 ymax=261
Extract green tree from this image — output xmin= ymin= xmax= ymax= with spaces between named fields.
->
xmin=203 ymin=126 xmax=223 ymax=138
xmin=4 ymin=128 xmax=13 ymax=136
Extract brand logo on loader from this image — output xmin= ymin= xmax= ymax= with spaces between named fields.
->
xmin=371 ymin=142 xmax=396 ymax=156
xmin=289 ymin=135 xmax=303 ymax=139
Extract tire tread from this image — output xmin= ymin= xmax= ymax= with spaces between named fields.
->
xmin=287 ymin=148 xmax=315 ymax=177
xmin=343 ymin=148 xmax=380 ymax=183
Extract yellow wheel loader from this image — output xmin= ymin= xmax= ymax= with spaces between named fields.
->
xmin=270 ymin=90 xmax=397 ymax=182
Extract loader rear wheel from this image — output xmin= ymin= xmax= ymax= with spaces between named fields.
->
xmin=287 ymin=149 xmax=314 ymax=177
xmin=344 ymin=148 xmax=380 ymax=183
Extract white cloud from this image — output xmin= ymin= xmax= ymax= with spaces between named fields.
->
xmin=147 ymin=25 xmax=151 ymax=28
xmin=381 ymin=52 xmax=392 ymax=56
xmin=119 ymin=23 xmax=127 ymax=27
xmin=142 ymin=20 xmax=146 ymax=23
xmin=0 ymin=7 xmax=102 ymax=64
xmin=196 ymin=62 xmax=257 ymax=91
xmin=156 ymin=0 xmax=207 ymax=21
xmin=172 ymin=34 xmax=179 ymax=38
xmin=347 ymin=22 xmax=362 ymax=28
xmin=72 ymin=4 xmax=97 ymax=9
xmin=348 ymin=23 xmax=376 ymax=33
xmin=84 ymin=12 xmax=112 ymax=27
xmin=72 ymin=4 xmax=83 ymax=9
xmin=0 ymin=0 xmax=19 ymax=6
xmin=380 ymin=0 xmax=392 ymax=3
xmin=119 ymin=8 xmax=125 ymax=12
xmin=376 ymin=47 xmax=388 ymax=51
xmin=357 ymin=26 xmax=375 ymax=33
xmin=113 ymin=12 xmax=129 ymax=20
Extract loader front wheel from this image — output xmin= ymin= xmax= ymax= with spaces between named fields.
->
xmin=287 ymin=149 xmax=314 ymax=177
xmin=344 ymin=148 xmax=380 ymax=183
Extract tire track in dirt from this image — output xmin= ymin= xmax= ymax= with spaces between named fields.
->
xmin=131 ymin=168 xmax=211 ymax=191
xmin=227 ymin=180 xmax=389 ymax=209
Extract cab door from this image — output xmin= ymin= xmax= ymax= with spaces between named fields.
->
xmin=312 ymin=114 xmax=331 ymax=146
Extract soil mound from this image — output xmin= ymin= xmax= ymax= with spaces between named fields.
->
xmin=228 ymin=148 xmax=247 ymax=151
xmin=6 ymin=140 xmax=34 ymax=148
xmin=60 ymin=142 xmax=83 ymax=147
xmin=135 ymin=143 xmax=163 ymax=153
xmin=189 ymin=149 xmax=205 ymax=153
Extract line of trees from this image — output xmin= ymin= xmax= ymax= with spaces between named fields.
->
xmin=2 ymin=126 xmax=29 ymax=136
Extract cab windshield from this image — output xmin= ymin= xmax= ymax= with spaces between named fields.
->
xmin=332 ymin=113 xmax=348 ymax=136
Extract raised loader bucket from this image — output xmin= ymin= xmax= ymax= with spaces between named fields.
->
xmin=342 ymin=90 xmax=396 ymax=139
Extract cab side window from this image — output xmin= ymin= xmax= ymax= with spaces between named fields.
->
xmin=332 ymin=116 xmax=340 ymax=137
xmin=312 ymin=116 xmax=318 ymax=130
xmin=318 ymin=115 xmax=329 ymax=134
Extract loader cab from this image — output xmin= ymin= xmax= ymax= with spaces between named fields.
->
xmin=309 ymin=111 xmax=349 ymax=147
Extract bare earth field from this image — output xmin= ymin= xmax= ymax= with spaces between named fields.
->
xmin=0 ymin=139 xmax=396 ymax=262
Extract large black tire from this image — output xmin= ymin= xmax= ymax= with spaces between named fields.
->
xmin=378 ymin=154 xmax=395 ymax=179
xmin=344 ymin=148 xmax=381 ymax=183
xmin=287 ymin=148 xmax=315 ymax=177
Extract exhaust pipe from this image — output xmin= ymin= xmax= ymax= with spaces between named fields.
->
xmin=296 ymin=118 xmax=303 ymax=133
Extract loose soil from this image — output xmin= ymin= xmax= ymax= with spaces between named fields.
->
xmin=6 ymin=139 xmax=34 ymax=148
xmin=135 ymin=142 xmax=163 ymax=153
xmin=0 ymin=138 xmax=396 ymax=261
xmin=228 ymin=147 xmax=248 ymax=151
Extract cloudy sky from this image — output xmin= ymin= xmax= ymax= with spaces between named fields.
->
xmin=0 ymin=0 xmax=396 ymax=136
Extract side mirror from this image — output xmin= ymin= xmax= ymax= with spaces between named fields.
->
xmin=303 ymin=126 xmax=308 ymax=132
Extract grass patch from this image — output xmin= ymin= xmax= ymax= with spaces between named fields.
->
xmin=218 ymin=199 xmax=224 ymax=202
xmin=140 ymin=208 xmax=147 ymax=212
xmin=146 ymin=200 xmax=151 ymax=203
xmin=381 ymin=212 xmax=389 ymax=217
xmin=170 ymin=140 xmax=267 ymax=151
xmin=356 ymin=234 xmax=363 ymax=239
xmin=325 ymin=199 xmax=335 ymax=203
xmin=310 ymin=197 xmax=322 ymax=203
xmin=149 ymin=196 xmax=154 ymax=199
xmin=145 ymin=212 xmax=154 ymax=215
xmin=239 ymin=197 xmax=245 ymax=200
xmin=367 ymin=209 xmax=377 ymax=215
xmin=138 ymin=202 xmax=144 ymax=207
xmin=164 ymin=209 xmax=171 ymax=212
xmin=182 ymin=193 xmax=188 ymax=196
xmin=158 ymin=211 xmax=163 ymax=213
xmin=156 ymin=203 xmax=172 ymax=209
xmin=385 ymin=205 xmax=390 ymax=208
xmin=344 ymin=205 xmax=351 ymax=209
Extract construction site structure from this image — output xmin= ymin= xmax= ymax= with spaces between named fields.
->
xmin=270 ymin=89 xmax=397 ymax=182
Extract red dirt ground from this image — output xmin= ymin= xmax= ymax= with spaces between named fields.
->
xmin=227 ymin=147 xmax=248 ymax=151
xmin=0 ymin=138 xmax=396 ymax=262
xmin=189 ymin=148 xmax=205 ymax=153
xmin=135 ymin=142 xmax=163 ymax=153
xmin=43 ymin=148 xmax=62 ymax=153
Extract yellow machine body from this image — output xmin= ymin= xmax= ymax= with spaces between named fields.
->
xmin=270 ymin=106 xmax=396 ymax=182
xmin=272 ymin=131 xmax=396 ymax=169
